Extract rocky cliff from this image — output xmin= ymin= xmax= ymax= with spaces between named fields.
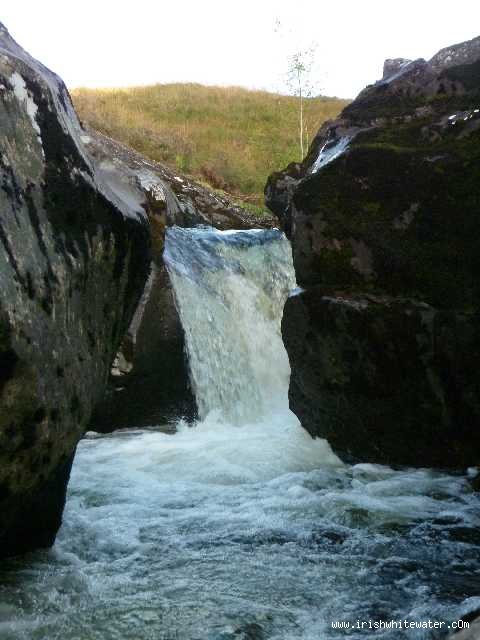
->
xmin=0 ymin=24 xmax=150 ymax=557
xmin=267 ymin=36 xmax=480 ymax=468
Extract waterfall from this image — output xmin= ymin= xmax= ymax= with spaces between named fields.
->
xmin=164 ymin=226 xmax=297 ymax=424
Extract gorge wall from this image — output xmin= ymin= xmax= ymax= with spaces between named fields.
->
xmin=266 ymin=35 xmax=480 ymax=468
xmin=0 ymin=23 xmax=152 ymax=557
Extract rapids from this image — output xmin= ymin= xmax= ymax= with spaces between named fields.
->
xmin=0 ymin=227 xmax=479 ymax=640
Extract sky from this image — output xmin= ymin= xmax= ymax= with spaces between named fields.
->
xmin=2 ymin=0 xmax=480 ymax=99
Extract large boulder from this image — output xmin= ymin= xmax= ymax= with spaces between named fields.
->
xmin=283 ymin=290 xmax=480 ymax=467
xmin=267 ymin=35 xmax=480 ymax=468
xmin=0 ymin=24 xmax=150 ymax=557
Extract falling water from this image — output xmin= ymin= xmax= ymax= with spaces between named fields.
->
xmin=164 ymin=226 xmax=297 ymax=423
xmin=161 ymin=225 xmax=340 ymax=479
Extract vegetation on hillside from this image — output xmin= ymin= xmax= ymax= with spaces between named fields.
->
xmin=72 ymin=84 xmax=348 ymax=206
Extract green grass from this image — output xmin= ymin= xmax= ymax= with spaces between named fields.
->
xmin=72 ymin=83 xmax=348 ymax=205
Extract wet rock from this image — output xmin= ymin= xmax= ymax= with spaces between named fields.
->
xmin=0 ymin=24 xmax=150 ymax=556
xmin=471 ymin=473 xmax=480 ymax=492
xmin=90 ymin=261 xmax=196 ymax=430
xmin=282 ymin=290 xmax=480 ymax=468
xmin=234 ymin=622 xmax=265 ymax=640
xmin=267 ymin=34 xmax=480 ymax=468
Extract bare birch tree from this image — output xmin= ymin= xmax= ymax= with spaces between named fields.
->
xmin=286 ymin=45 xmax=318 ymax=159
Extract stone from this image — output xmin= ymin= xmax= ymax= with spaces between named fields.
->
xmin=266 ymin=34 xmax=480 ymax=468
xmin=382 ymin=58 xmax=412 ymax=80
xmin=0 ymin=24 xmax=150 ymax=557
xmin=282 ymin=290 xmax=480 ymax=468
xmin=430 ymin=35 xmax=480 ymax=72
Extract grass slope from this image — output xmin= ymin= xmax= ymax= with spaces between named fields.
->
xmin=72 ymin=84 xmax=348 ymax=206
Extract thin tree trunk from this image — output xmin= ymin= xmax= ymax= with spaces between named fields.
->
xmin=300 ymin=86 xmax=304 ymax=159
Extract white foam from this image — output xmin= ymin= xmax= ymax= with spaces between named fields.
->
xmin=84 ymin=413 xmax=340 ymax=487
xmin=0 ymin=420 xmax=477 ymax=640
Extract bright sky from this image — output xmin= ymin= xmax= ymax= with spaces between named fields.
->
xmin=2 ymin=0 xmax=480 ymax=99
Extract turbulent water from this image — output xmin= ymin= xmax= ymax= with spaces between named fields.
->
xmin=164 ymin=227 xmax=298 ymax=424
xmin=1 ymin=227 xmax=479 ymax=640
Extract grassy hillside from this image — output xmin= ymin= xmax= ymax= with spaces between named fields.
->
xmin=72 ymin=84 xmax=348 ymax=206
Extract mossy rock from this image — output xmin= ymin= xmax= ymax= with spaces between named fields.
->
xmin=267 ymin=35 xmax=480 ymax=468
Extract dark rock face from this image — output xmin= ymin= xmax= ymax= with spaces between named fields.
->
xmin=85 ymin=130 xmax=275 ymax=432
xmin=91 ymin=262 xmax=195 ymax=431
xmin=283 ymin=291 xmax=480 ymax=468
xmin=0 ymin=24 xmax=150 ymax=556
xmin=267 ymin=35 xmax=480 ymax=468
